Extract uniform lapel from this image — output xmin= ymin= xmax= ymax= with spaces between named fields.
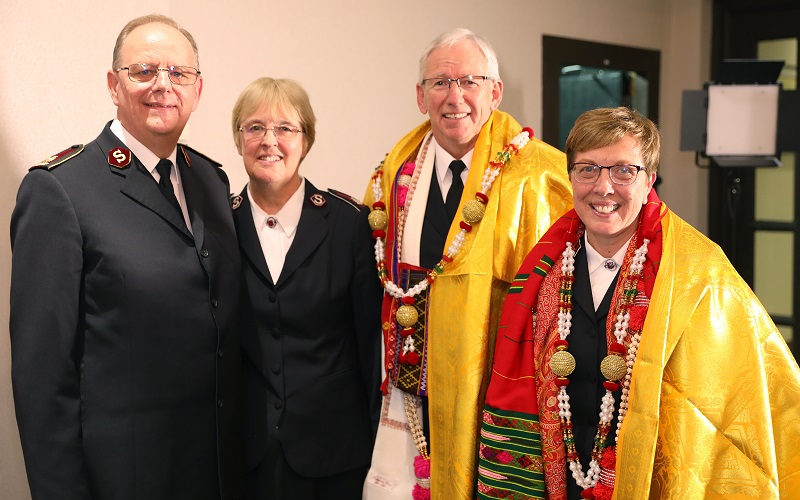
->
xmin=572 ymin=243 xmax=596 ymax=319
xmin=177 ymin=146 xmax=205 ymax=251
xmin=277 ymin=182 xmax=328 ymax=287
xmin=234 ymin=191 xmax=273 ymax=285
xmin=105 ymin=126 xmax=191 ymax=239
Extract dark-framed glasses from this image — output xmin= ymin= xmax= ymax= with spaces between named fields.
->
xmin=116 ymin=63 xmax=201 ymax=85
xmin=238 ymin=124 xmax=304 ymax=142
xmin=571 ymin=162 xmax=646 ymax=186
xmin=421 ymin=75 xmax=493 ymax=93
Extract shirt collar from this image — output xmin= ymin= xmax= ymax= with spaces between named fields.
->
xmin=584 ymin=235 xmax=631 ymax=274
xmin=247 ymin=177 xmax=305 ymax=238
xmin=110 ymin=119 xmax=178 ymax=177
xmin=433 ymin=141 xmax=473 ymax=185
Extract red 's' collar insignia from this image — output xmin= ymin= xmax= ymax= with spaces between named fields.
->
xmin=107 ymin=147 xmax=131 ymax=168
xmin=309 ymin=193 xmax=327 ymax=208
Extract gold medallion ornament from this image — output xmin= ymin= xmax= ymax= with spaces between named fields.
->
xmin=461 ymin=199 xmax=486 ymax=226
xmin=368 ymin=209 xmax=388 ymax=231
xmin=600 ymin=353 xmax=627 ymax=381
xmin=396 ymin=304 xmax=419 ymax=327
xmin=550 ymin=349 xmax=576 ymax=377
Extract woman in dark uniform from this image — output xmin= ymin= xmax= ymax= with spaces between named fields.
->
xmin=231 ymin=77 xmax=382 ymax=499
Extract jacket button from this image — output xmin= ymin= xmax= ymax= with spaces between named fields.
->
xmin=217 ymin=400 xmax=224 ymax=408
xmin=268 ymin=293 xmax=276 ymax=303
xmin=217 ymin=349 xmax=224 ymax=358
xmin=211 ymin=298 xmax=219 ymax=308
xmin=274 ymin=399 xmax=283 ymax=410
xmin=271 ymin=364 xmax=281 ymax=374
xmin=200 ymin=248 xmax=209 ymax=258
xmin=271 ymin=328 xmax=280 ymax=339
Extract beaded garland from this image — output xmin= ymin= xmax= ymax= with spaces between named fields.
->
xmin=368 ymin=128 xmax=535 ymax=361
xmin=550 ymin=238 xmax=650 ymax=499
xmin=368 ymin=128 xmax=536 ymax=499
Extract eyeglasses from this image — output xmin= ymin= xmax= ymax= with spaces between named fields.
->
xmin=238 ymin=124 xmax=304 ymax=142
xmin=571 ymin=162 xmax=646 ymax=186
xmin=420 ymin=75 xmax=493 ymax=93
xmin=116 ymin=63 xmax=201 ymax=85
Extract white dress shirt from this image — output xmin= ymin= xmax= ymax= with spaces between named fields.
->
xmin=248 ymin=178 xmax=305 ymax=282
xmin=584 ymin=236 xmax=632 ymax=311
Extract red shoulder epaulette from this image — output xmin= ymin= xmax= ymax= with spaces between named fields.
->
xmin=327 ymin=188 xmax=364 ymax=211
xmin=179 ymin=144 xmax=222 ymax=168
xmin=30 ymin=144 xmax=84 ymax=171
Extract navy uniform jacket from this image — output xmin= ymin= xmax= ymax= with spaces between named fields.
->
xmin=234 ymin=181 xmax=382 ymax=479
xmin=10 ymin=123 xmax=243 ymax=500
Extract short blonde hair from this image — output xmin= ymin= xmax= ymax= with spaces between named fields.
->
xmin=565 ymin=107 xmax=660 ymax=175
xmin=112 ymin=14 xmax=199 ymax=70
xmin=231 ymin=77 xmax=316 ymax=156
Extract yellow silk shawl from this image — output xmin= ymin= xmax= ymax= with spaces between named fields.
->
xmin=617 ymin=206 xmax=800 ymax=499
xmin=364 ymin=110 xmax=572 ymax=499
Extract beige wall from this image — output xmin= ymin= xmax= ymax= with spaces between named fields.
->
xmin=0 ymin=0 xmax=712 ymax=497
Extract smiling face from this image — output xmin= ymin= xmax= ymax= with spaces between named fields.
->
xmin=416 ymin=40 xmax=503 ymax=159
xmin=237 ymin=105 xmax=306 ymax=205
xmin=107 ymin=22 xmax=201 ymax=157
xmin=571 ymin=134 xmax=657 ymax=255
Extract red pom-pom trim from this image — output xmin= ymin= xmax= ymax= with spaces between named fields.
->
xmin=372 ymin=201 xmax=386 ymax=210
xmin=555 ymin=377 xmax=570 ymax=387
xmin=580 ymin=487 xmax=596 ymax=499
xmin=414 ymin=455 xmax=431 ymax=478
xmin=412 ymin=485 xmax=431 ymax=500
xmin=603 ymin=381 xmax=620 ymax=392
xmin=406 ymin=351 xmax=420 ymax=365
xmin=592 ymin=483 xmax=613 ymax=500
xmin=554 ymin=339 xmax=569 ymax=349
xmin=399 ymin=352 xmax=408 ymax=364
xmin=401 ymin=327 xmax=415 ymax=338
xmin=522 ymin=127 xmax=535 ymax=138
xmin=475 ymin=192 xmax=489 ymax=204
xmin=401 ymin=296 xmax=415 ymax=305
xmin=372 ymin=230 xmax=386 ymax=239
xmin=460 ymin=221 xmax=472 ymax=231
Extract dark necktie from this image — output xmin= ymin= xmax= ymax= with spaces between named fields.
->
xmin=445 ymin=160 xmax=466 ymax=221
xmin=155 ymin=159 xmax=182 ymax=214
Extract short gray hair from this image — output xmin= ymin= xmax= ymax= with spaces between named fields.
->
xmin=418 ymin=28 xmax=500 ymax=83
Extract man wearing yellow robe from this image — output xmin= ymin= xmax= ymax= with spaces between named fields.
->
xmin=361 ymin=28 xmax=572 ymax=500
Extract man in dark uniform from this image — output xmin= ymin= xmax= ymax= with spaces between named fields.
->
xmin=9 ymin=14 xmax=242 ymax=500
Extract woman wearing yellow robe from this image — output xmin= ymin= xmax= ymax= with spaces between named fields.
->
xmin=477 ymin=107 xmax=800 ymax=499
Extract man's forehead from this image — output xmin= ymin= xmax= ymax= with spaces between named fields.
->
xmin=120 ymin=23 xmax=195 ymax=62
xmin=424 ymin=43 xmax=487 ymax=73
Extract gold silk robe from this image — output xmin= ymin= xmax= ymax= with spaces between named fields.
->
xmin=618 ymin=207 xmax=800 ymax=499
xmin=364 ymin=110 xmax=572 ymax=499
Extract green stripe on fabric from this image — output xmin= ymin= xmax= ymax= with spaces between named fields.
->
xmin=481 ymin=423 xmax=540 ymax=446
xmin=484 ymin=405 xmax=541 ymax=423
xmin=477 ymin=459 xmax=546 ymax=496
